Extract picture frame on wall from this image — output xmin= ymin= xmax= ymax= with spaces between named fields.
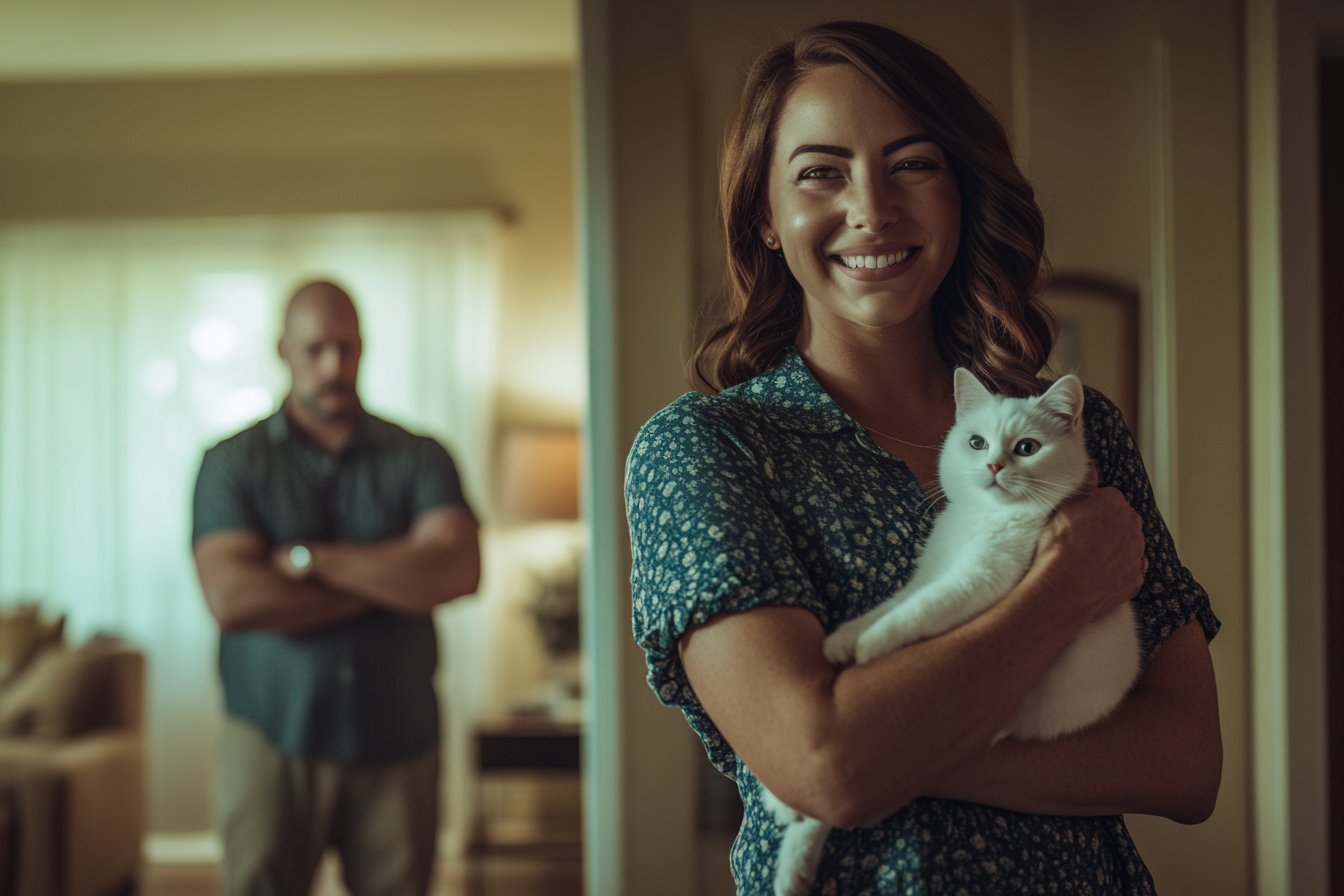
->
xmin=1041 ymin=272 xmax=1140 ymax=441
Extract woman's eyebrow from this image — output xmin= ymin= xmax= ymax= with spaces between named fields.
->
xmin=787 ymin=133 xmax=936 ymax=163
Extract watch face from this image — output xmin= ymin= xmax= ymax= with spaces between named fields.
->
xmin=289 ymin=544 xmax=312 ymax=572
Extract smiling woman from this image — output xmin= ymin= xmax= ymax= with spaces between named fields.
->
xmin=628 ymin=20 xmax=1221 ymax=896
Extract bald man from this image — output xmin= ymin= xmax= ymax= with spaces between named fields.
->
xmin=191 ymin=281 xmax=480 ymax=896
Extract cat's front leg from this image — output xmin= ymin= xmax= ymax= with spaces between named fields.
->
xmin=823 ymin=597 xmax=902 ymax=665
xmin=853 ymin=597 xmax=929 ymax=663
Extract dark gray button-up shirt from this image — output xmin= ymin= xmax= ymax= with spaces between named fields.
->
xmin=193 ymin=408 xmax=471 ymax=763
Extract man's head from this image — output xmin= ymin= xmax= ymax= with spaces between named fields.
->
xmin=278 ymin=280 xmax=363 ymax=423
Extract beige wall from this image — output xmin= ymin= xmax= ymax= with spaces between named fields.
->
xmin=0 ymin=66 xmax=580 ymax=429
xmin=0 ymin=66 xmax=579 ymax=833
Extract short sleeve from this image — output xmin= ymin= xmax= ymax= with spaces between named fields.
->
xmin=1083 ymin=388 xmax=1220 ymax=658
xmin=410 ymin=437 xmax=472 ymax=519
xmin=192 ymin=444 xmax=258 ymax=542
xmin=625 ymin=396 xmax=826 ymax=771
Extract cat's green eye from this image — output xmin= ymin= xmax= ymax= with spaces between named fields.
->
xmin=1015 ymin=439 xmax=1041 ymax=456
xmin=968 ymin=435 xmax=987 ymax=450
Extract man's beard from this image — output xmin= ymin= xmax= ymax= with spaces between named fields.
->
xmin=297 ymin=383 xmax=358 ymax=422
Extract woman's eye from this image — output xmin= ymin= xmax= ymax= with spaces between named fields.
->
xmin=892 ymin=157 xmax=939 ymax=173
xmin=1015 ymin=439 xmax=1040 ymax=456
xmin=798 ymin=166 xmax=840 ymax=181
xmin=968 ymin=435 xmax=987 ymax=450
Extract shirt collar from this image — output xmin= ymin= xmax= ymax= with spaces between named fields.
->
xmin=729 ymin=348 xmax=861 ymax=435
xmin=265 ymin=402 xmax=370 ymax=453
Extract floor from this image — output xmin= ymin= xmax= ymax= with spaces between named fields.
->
xmin=140 ymin=849 xmax=584 ymax=896
xmin=142 ymin=774 xmax=585 ymax=896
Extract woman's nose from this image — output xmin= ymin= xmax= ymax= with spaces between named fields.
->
xmin=846 ymin=173 xmax=901 ymax=232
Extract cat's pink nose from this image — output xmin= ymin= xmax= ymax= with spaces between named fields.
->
xmin=988 ymin=463 xmax=1003 ymax=475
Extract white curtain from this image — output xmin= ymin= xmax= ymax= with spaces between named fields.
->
xmin=0 ymin=212 xmax=500 ymax=841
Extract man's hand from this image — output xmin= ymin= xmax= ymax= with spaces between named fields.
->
xmin=193 ymin=531 xmax=370 ymax=632
xmin=303 ymin=507 xmax=481 ymax=614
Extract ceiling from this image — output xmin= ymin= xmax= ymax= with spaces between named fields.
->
xmin=0 ymin=0 xmax=577 ymax=81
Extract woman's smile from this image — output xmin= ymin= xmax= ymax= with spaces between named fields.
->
xmin=830 ymin=245 xmax=921 ymax=279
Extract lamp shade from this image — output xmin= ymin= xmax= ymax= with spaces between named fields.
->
xmin=497 ymin=428 xmax=581 ymax=521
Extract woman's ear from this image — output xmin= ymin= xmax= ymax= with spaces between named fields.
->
xmin=757 ymin=219 xmax=779 ymax=250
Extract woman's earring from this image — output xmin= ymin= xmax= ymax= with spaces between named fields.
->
xmin=765 ymin=235 xmax=777 ymax=248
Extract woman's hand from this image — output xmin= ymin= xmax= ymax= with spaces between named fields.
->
xmin=927 ymin=619 xmax=1222 ymax=821
xmin=1028 ymin=467 xmax=1146 ymax=623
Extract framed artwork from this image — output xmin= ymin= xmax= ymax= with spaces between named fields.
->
xmin=1041 ymin=272 xmax=1140 ymax=440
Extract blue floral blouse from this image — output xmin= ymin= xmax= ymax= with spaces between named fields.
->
xmin=625 ymin=349 xmax=1220 ymax=895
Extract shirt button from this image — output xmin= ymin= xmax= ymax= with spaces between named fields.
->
xmin=337 ymin=664 xmax=354 ymax=684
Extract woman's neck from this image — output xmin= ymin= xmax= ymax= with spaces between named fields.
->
xmin=795 ymin=310 xmax=955 ymax=449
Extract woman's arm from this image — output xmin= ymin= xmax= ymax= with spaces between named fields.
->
xmin=680 ymin=483 xmax=1146 ymax=829
xmin=927 ymin=619 xmax=1221 ymax=823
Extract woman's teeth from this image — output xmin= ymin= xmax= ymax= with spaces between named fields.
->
xmin=840 ymin=248 xmax=914 ymax=269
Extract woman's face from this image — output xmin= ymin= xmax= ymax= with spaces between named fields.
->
xmin=760 ymin=64 xmax=961 ymax=338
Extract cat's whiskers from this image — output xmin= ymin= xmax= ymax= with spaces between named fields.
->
xmin=916 ymin=486 xmax=947 ymax=521
xmin=1013 ymin=476 xmax=1079 ymax=501
xmin=1007 ymin=480 xmax=1076 ymax=515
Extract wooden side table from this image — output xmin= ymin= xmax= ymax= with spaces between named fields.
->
xmin=471 ymin=716 xmax=582 ymax=857
xmin=476 ymin=717 xmax=581 ymax=773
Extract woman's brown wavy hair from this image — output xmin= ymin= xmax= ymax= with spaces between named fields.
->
xmin=690 ymin=20 xmax=1055 ymax=397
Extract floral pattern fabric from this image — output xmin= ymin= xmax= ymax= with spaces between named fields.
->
xmin=625 ymin=349 xmax=1219 ymax=895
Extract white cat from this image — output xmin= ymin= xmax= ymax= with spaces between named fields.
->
xmin=762 ymin=368 xmax=1141 ymax=896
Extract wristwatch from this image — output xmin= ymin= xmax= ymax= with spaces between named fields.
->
xmin=288 ymin=544 xmax=313 ymax=578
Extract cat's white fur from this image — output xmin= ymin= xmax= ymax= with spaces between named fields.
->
xmin=760 ymin=369 xmax=1141 ymax=896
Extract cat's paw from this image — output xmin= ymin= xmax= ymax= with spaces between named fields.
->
xmin=822 ymin=621 xmax=863 ymax=666
xmin=854 ymin=620 xmax=914 ymax=664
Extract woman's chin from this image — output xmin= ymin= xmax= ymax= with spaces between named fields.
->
xmin=802 ymin=290 xmax=933 ymax=334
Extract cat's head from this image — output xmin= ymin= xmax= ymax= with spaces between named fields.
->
xmin=938 ymin=368 xmax=1089 ymax=512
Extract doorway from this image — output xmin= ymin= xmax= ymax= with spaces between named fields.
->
xmin=1320 ymin=57 xmax=1343 ymax=896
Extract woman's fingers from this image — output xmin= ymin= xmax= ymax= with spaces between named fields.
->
xmin=1037 ymin=485 xmax=1146 ymax=619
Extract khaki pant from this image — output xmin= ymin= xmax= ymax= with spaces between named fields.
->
xmin=213 ymin=717 xmax=440 ymax=896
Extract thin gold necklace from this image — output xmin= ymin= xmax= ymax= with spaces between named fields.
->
xmin=861 ymin=422 xmax=945 ymax=451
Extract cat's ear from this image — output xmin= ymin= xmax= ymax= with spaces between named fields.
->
xmin=1039 ymin=374 xmax=1085 ymax=426
xmin=953 ymin=367 xmax=994 ymax=416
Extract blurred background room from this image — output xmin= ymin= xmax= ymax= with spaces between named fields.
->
xmin=2 ymin=0 xmax=1342 ymax=895
xmin=0 ymin=1 xmax=583 ymax=893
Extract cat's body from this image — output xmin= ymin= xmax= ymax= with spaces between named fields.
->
xmin=761 ymin=370 xmax=1141 ymax=896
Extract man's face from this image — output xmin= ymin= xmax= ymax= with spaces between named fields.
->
xmin=279 ymin=300 xmax=362 ymax=422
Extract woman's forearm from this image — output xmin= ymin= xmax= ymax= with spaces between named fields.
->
xmin=684 ymin=560 xmax=1101 ymax=828
xmin=924 ymin=621 xmax=1221 ymax=823
xmin=813 ymin=559 xmax=1112 ymax=825
xmin=685 ymin=485 xmax=1150 ymax=828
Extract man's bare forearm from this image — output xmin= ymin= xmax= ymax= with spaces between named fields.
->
xmin=205 ymin=560 xmax=371 ymax=632
xmin=306 ymin=538 xmax=480 ymax=613
xmin=195 ymin=530 xmax=372 ymax=633
xmin=290 ymin=507 xmax=481 ymax=614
